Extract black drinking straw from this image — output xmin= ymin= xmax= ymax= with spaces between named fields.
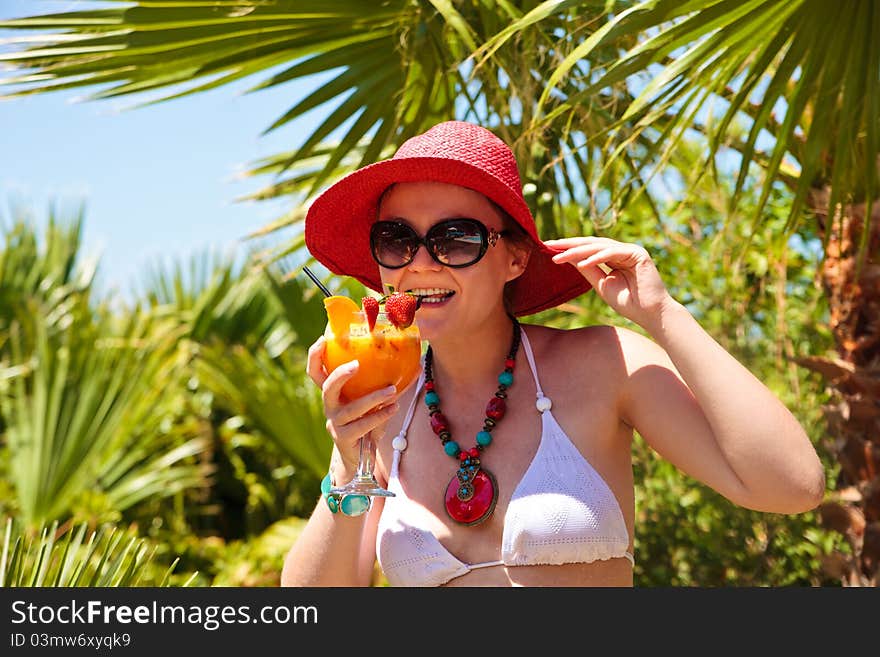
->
xmin=302 ymin=265 xmax=332 ymax=298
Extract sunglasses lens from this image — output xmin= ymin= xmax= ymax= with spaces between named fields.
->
xmin=371 ymin=222 xmax=417 ymax=268
xmin=426 ymin=219 xmax=487 ymax=266
xmin=370 ymin=219 xmax=491 ymax=268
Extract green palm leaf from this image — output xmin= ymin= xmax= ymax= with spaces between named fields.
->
xmin=189 ymin=266 xmax=331 ymax=480
xmin=0 ymin=517 xmax=190 ymax=587
xmin=138 ymin=250 xmax=330 ymax=479
xmin=530 ymin=0 xmax=880 ymax=263
xmin=0 ymin=0 xmax=458 ymax=201
xmin=0 ymin=297 xmax=210 ymax=524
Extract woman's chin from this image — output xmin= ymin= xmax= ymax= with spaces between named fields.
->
xmin=412 ymin=314 xmax=446 ymax=343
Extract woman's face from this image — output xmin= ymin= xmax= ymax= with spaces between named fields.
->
xmin=375 ymin=181 xmax=526 ymax=341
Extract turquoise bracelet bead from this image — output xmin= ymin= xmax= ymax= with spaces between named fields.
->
xmin=498 ymin=371 xmax=514 ymax=386
xmin=476 ymin=430 xmax=492 ymax=447
xmin=425 ymin=391 xmax=439 ymax=406
xmin=321 ymin=472 xmax=370 ymax=516
xmin=321 ymin=473 xmax=339 ymax=514
xmin=340 ymin=495 xmax=371 ymax=517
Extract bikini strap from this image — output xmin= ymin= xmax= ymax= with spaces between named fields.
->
xmin=392 ymin=360 xmax=425 ymax=452
xmin=388 ymin=362 xmax=425 ymax=478
xmin=519 ymin=327 xmax=552 ymax=414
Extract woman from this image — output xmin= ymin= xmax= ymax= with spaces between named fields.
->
xmin=281 ymin=120 xmax=825 ymax=587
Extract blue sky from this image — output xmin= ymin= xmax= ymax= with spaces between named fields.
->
xmin=1 ymin=0 xmax=326 ymax=302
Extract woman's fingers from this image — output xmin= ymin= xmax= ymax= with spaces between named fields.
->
xmin=320 ymin=363 xmax=400 ymax=455
xmin=575 ymin=246 xmax=637 ymax=270
xmin=329 ymin=382 xmax=399 ymax=427
xmin=545 ymin=236 xmax=617 ymax=252
xmin=321 ymin=358 xmax=361 ymax=408
xmin=550 ymin=240 xmax=648 ymax=270
xmin=306 ymin=336 xmax=328 ymax=388
xmin=331 ymin=403 xmax=400 ymax=449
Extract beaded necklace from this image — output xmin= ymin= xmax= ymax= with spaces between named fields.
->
xmin=423 ymin=317 xmax=521 ymax=526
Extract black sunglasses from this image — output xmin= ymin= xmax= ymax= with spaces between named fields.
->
xmin=370 ymin=218 xmax=508 ymax=269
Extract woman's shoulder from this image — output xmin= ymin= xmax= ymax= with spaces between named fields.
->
xmin=521 ymin=322 xmax=665 ymax=395
xmin=522 ymin=323 xmax=677 ymax=419
xmin=520 ymin=322 xmax=643 ymax=431
xmin=521 ymin=321 xmax=650 ymax=362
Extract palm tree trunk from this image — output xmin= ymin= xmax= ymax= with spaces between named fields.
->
xmin=796 ymin=186 xmax=880 ymax=586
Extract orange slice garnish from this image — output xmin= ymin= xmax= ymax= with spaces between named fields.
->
xmin=323 ymin=295 xmax=360 ymax=337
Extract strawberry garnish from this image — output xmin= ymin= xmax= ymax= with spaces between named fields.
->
xmin=362 ymin=296 xmax=380 ymax=332
xmin=384 ymin=291 xmax=419 ymax=329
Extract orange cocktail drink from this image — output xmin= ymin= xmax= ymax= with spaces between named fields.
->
xmin=322 ymin=296 xmax=421 ymax=401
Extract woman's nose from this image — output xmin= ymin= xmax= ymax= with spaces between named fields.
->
xmin=407 ymin=242 xmax=442 ymax=271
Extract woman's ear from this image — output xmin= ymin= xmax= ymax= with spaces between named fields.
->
xmin=505 ymin=245 xmax=531 ymax=283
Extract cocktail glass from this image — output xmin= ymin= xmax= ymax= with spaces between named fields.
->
xmin=322 ymin=299 xmax=421 ymax=500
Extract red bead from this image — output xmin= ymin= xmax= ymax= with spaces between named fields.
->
xmin=430 ymin=413 xmax=449 ymax=435
xmin=459 ymin=451 xmax=468 ymax=461
xmin=425 ymin=381 xmax=435 ymax=391
xmin=486 ymin=397 xmax=506 ymax=420
xmin=505 ymin=359 xmax=515 ymax=369
xmin=469 ymin=447 xmax=479 ymax=458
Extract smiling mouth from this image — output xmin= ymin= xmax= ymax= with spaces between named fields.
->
xmin=407 ymin=288 xmax=456 ymax=304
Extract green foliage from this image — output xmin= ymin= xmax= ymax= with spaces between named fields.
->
xmin=186 ymin=267 xmax=331 ymax=480
xmin=526 ymin=0 xmax=880 ymax=264
xmin=209 ymin=517 xmax=309 ymax=587
xmin=1 ymin=214 xmax=332 ymax=582
xmin=130 ymin=253 xmax=333 ymax=545
xmin=0 ymin=517 xmax=191 ymax=587
xmin=0 ymin=216 xmax=213 ymax=527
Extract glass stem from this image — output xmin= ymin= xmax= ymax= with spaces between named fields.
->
xmin=356 ymin=435 xmax=377 ymax=481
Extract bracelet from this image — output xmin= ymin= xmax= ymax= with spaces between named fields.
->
xmin=321 ymin=473 xmax=371 ymax=517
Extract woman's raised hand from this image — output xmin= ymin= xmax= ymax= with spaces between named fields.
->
xmin=546 ymin=236 xmax=676 ymax=330
xmin=306 ymin=336 xmax=400 ymax=477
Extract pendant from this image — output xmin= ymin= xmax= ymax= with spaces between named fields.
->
xmin=444 ymin=462 xmax=498 ymax=526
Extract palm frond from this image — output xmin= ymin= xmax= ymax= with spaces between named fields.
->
xmin=531 ymin=0 xmax=880 ymax=263
xmin=0 ymin=0 xmax=456 ymax=201
xmin=0 ymin=517 xmax=189 ymax=587
xmin=192 ymin=268 xmax=330 ymax=480
xmin=0 ymin=298 xmax=210 ymax=524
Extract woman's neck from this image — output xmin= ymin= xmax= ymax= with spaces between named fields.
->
xmin=426 ymin=312 xmax=518 ymax=389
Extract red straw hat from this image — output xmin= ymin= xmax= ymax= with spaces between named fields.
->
xmin=304 ymin=120 xmax=591 ymax=316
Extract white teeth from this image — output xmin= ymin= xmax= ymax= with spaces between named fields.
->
xmin=407 ymin=287 xmax=454 ymax=297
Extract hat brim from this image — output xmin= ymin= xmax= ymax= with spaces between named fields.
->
xmin=304 ymin=156 xmax=591 ymax=316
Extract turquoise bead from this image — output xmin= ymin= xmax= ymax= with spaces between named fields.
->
xmin=499 ymin=371 xmax=514 ymax=386
xmin=476 ymin=431 xmax=492 ymax=446
xmin=340 ymin=495 xmax=371 ymax=517
xmin=444 ymin=441 xmax=461 ymax=456
xmin=425 ymin=391 xmax=439 ymax=406
xmin=321 ymin=473 xmax=339 ymax=513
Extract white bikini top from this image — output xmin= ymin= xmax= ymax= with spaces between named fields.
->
xmin=375 ymin=328 xmax=633 ymax=587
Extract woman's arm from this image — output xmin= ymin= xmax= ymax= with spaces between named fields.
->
xmin=617 ymin=303 xmax=825 ymax=513
xmin=281 ymin=455 xmax=381 ymax=587
xmin=282 ymin=337 xmax=401 ymax=586
xmin=547 ymin=235 xmax=825 ymax=514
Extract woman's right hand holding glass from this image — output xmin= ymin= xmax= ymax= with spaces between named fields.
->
xmin=307 ymin=336 xmax=400 ymax=482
